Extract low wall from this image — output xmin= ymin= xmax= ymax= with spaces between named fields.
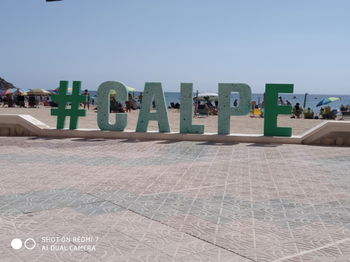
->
xmin=1 ymin=114 xmax=350 ymax=146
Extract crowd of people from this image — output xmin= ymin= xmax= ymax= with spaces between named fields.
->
xmin=167 ymin=95 xmax=350 ymax=120
xmin=109 ymin=93 xmax=142 ymax=113
xmin=0 ymin=92 xmax=96 ymax=109
xmin=0 ymin=93 xmax=47 ymax=108
xmin=291 ymin=104 xmax=350 ymax=120
xmin=2 ymin=90 xmax=350 ymax=121
xmin=0 ymin=89 xmax=137 ymax=112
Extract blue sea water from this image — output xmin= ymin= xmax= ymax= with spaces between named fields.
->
xmin=89 ymin=91 xmax=350 ymax=113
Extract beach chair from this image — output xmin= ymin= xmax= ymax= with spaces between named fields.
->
xmin=196 ymin=104 xmax=209 ymax=117
xmin=131 ymin=100 xmax=140 ymax=110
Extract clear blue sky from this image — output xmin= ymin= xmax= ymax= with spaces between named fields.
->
xmin=1 ymin=0 xmax=349 ymax=94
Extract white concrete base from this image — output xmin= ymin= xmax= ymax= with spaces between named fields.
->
xmin=0 ymin=114 xmax=49 ymax=136
xmin=1 ymin=114 xmax=350 ymax=146
xmin=41 ymin=128 xmax=302 ymax=144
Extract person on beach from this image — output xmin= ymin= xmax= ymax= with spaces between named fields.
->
xmin=340 ymin=104 xmax=347 ymax=113
xmin=278 ymin=96 xmax=284 ymax=105
xmin=251 ymin=101 xmax=256 ymax=112
xmin=83 ymin=89 xmax=90 ymax=110
xmin=292 ymin=103 xmax=303 ymax=118
xmin=205 ymin=99 xmax=217 ymax=115
xmin=319 ymin=107 xmax=324 ymax=117
xmin=304 ymin=107 xmax=314 ymax=119
xmin=125 ymin=93 xmax=132 ymax=112
xmin=233 ymin=99 xmax=238 ymax=107
xmin=324 ymin=106 xmax=331 ymax=116
xmin=193 ymin=97 xmax=200 ymax=115
xmin=18 ymin=94 xmax=25 ymax=107
xmin=138 ymin=93 xmax=143 ymax=104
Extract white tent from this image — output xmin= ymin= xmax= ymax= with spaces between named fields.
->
xmin=196 ymin=92 xmax=218 ymax=101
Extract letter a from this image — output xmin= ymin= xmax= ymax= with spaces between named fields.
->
xmin=136 ymin=83 xmax=170 ymax=133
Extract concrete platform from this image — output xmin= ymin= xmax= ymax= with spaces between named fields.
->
xmin=1 ymin=114 xmax=350 ymax=146
xmin=0 ymin=137 xmax=350 ymax=261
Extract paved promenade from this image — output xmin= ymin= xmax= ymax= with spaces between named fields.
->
xmin=0 ymin=137 xmax=350 ymax=261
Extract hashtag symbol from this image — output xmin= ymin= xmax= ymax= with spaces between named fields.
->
xmin=51 ymin=81 xmax=87 ymax=130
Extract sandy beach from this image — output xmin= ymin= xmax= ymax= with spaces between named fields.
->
xmin=0 ymin=106 xmax=328 ymax=135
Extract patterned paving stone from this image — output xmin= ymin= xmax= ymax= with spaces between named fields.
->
xmin=0 ymin=137 xmax=350 ymax=261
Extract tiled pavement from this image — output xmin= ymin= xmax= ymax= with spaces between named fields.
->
xmin=0 ymin=137 xmax=350 ymax=261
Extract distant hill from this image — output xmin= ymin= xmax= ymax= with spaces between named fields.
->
xmin=0 ymin=77 xmax=16 ymax=90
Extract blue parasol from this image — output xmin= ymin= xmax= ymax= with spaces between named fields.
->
xmin=316 ymin=97 xmax=340 ymax=107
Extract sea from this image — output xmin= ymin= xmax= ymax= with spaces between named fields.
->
xmin=89 ymin=91 xmax=350 ymax=113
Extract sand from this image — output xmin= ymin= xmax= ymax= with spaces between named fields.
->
xmin=0 ymin=105 xmax=329 ymax=136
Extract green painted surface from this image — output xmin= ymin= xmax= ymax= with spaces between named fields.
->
xmin=218 ymin=83 xmax=252 ymax=135
xmin=180 ymin=83 xmax=204 ymax=134
xmin=51 ymin=81 xmax=87 ymax=130
xmin=136 ymin=83 xmax=170 ymax=133
xmin=264 ymin=84 xmax=293 ymax=137
xmin=97 ymin=81 xmax=128 ymax=131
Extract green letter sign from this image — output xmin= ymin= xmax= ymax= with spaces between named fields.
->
xmin=180 ymin=83 xmax=204 ymax=134
xmin=264 ymin=84 xmax=293 ymax=136
xmin=218 ymin=83 xmax=252 ymax=135
xmin=136 ymin=83 xmax=170 ymax=133
xmin=97 ymin=81 xmax=128 ymax=131
xmin=51 ymin=81 xmax=87 ymax=130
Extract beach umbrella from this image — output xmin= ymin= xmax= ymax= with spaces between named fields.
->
xmin=316 ymin=97 xmax=340 ymax=107
xmin=53 ymin=87 xmax=72 ymax=94
xmin=196 ymin=92 xmax=219 ymax=101
xmin=127 ymin=86 xmax=137 ymax=92
xmin=47 ymin=89 xmax=59 ymax=94
xmin=2 ymin=88 xmax=17 ymax=95
xmin=14 ymin=88 xmax=30 ymax=95
xmin=27 ymin=88 xmax=51 ymax=95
